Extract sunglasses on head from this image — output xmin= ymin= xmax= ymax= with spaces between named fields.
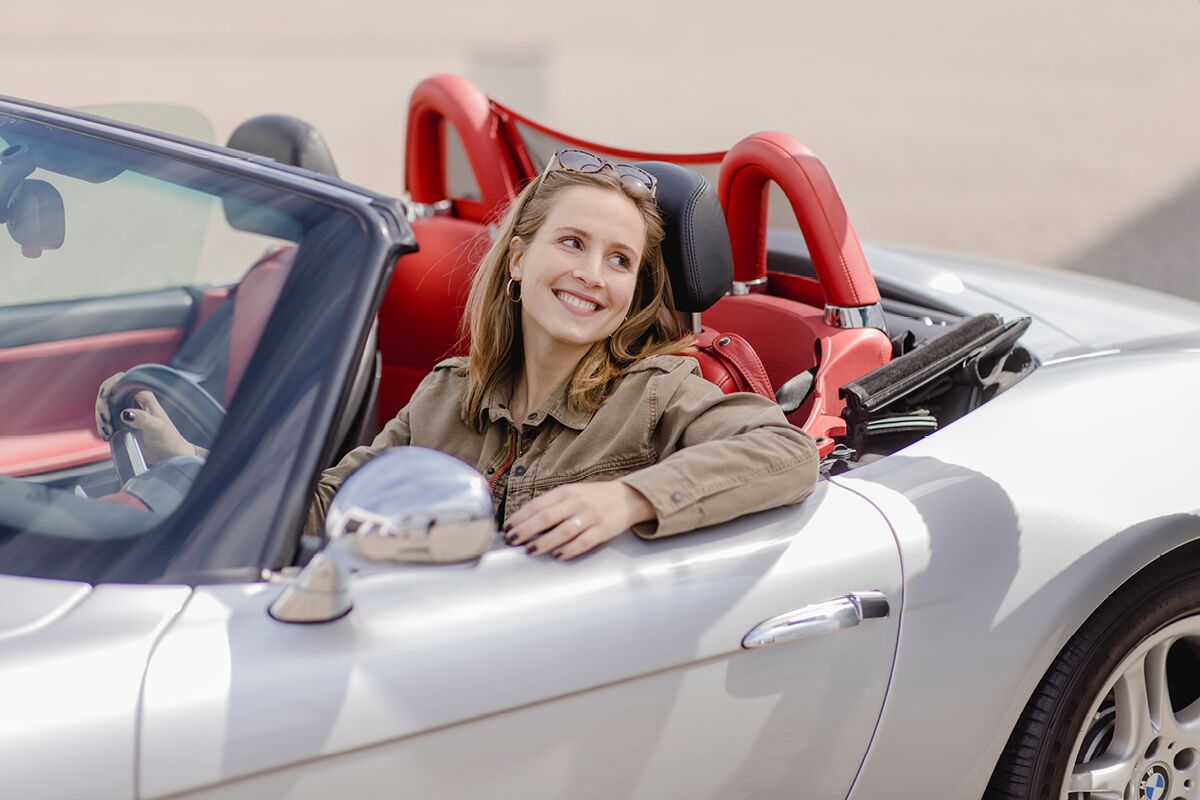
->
xmin=538 ymin=148 xmax=658 ymax=198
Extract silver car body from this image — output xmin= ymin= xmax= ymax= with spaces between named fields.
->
xmin=3 ymin=137 xmax=1200 ymax=799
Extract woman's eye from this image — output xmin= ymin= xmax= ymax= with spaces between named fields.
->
xmin=560 ymin=237 xmax=582 ymax=249
xmin=609 ymin=253 xmax=632 ymax=270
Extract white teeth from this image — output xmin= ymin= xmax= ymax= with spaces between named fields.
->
xmin=555 ymin=291 xmax=598 ymax=311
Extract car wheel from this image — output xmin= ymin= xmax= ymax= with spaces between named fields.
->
xmin=987 ymin=547 xmax=1200 ymax=800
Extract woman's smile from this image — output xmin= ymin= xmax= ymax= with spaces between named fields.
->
xmin=553 ymin=288 xmax=604 ymax=314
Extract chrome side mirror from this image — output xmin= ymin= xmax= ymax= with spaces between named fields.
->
xmin=270 ymin=447 xmax=496 ymax=623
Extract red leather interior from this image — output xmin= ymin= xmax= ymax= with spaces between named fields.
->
xmin=0 ymin=430 xmax=111 ymax=477
xmin=0 ymin=328 xmax=181 ymax=476
xmin=405 ymin=75 xmax=523 ymax=223
xmin=719 ymin=132 xmax=880 ymax=309
xmin=705 ymin=294 xmax=890 ymax=446
xmin=192 ymin=286 xmax=232 ymax=329
xmin=99 ymin=490 xmax=149 ymax=510
xmin=224 ymin=246 xmax=295 ymax=406
xmin=376 ymin=217 xmax=485 ymax=423
xmin=0 ymin=328 xmax=181 ymax=435
xmin=688 ymin=328 xmax=774 ymax=399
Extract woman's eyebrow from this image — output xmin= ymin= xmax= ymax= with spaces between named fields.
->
xmin=552 ymin=226 xmax=591 ymax=240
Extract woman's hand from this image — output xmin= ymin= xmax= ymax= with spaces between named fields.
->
xmin=504 ymin=481 xmax=656 ymax=560
xmin=95 ymin=371 xmax=126 ymax=441
xmin=114 ymin=390 xmax=196 ymax=466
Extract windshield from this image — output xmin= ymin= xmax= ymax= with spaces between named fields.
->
xmin=0 ymin=108 xmax=378 ymax=584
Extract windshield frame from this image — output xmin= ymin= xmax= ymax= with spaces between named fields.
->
xmin=0 ymin=97 xmax=415 ymax=585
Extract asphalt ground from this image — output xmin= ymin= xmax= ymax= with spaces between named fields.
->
xmin=2 ymin=1 xmax=1198 ymax=300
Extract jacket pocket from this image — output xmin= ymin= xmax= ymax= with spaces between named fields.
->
xmin=530 ymin=449 xmax=658 ymax=492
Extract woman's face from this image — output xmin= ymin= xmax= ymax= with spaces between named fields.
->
xmin=511 ymin=185 xmax=646 ymax=356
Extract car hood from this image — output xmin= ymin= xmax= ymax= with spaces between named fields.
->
xmin=865 ymin=243 xmax=1200 ymax=361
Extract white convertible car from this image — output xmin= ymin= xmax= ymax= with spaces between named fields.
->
xmin=1 ymin=76 xmax=1198 ymax=800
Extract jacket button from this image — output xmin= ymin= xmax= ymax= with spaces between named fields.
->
xmin=514 ymin=465 xmax=527 ymax=477
xmin=671 ymin=491 xmax=684 ymax=503
xmin=527 ymin=413 xmax=537 ymax=421
xmin=486 ymin=467 xmax=495 ymax=475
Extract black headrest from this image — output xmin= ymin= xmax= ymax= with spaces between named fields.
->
xmin=634 ymin=161 xmax=733 ymax=313
xmin=223 ymin=115 xmax=338 ymax=239
xmin=226 ymin=115 xmax=339 ymax=178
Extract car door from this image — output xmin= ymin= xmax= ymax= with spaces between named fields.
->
xmin=138 ymin=478 xmax=901 ymax=800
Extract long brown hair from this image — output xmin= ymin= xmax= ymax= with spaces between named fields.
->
xmin=459 ymin=168 xmax=692 ymax=431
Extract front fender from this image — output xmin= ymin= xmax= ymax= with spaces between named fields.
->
xmin=838 ymin=350 xmax=1200 ymax=799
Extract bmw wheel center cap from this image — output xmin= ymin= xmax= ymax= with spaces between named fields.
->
xmin=1139 ymin=764 xmax=1169 ymax=800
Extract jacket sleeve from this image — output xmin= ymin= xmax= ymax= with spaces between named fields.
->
xmin=302 ymin=405 xmax=412 ymax=537
xmin=617 ymin=365 xmax=819 ymax=539
xmin=303 ymin=358 xmax=467 ymax=537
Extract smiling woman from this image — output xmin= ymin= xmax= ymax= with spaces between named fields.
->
xmin=302 ymin=151 xmax=820 ymax=559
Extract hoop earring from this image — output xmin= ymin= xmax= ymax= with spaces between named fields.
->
xmin=506 ymin=278 xmax=521 ymax=303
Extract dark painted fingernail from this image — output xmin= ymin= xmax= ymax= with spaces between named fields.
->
xmin=504 ymin=533 xmax=517 ymax=545
xmin=121 ymin=409 xmax=135 ymax=422
xmin=553 ymin=552 xmax=564 ymax=560
xmin=502 ymin=522 xmax=513 ymax=532
xmin=100 ymin=412 xmax=110 ymax=424
xmin=525 ymin=544 xmax=537 ymax=555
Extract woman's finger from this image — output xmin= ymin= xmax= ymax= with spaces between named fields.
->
xmin=118 ymin=407 xmax=155 ymax=431
xmin=135 ymin=390 xmax=170 ymax=421
xmin=505 ymin=492 xmax=574 ymax=545
xmin=551 ymin=526 xmax=620 ymax=560
xmin=95 ymin=371 xmax=124 ymax=439
xmin=504 ymin=487 xmax=560 ymax=531
xmin=525 ymin=514 xmax=591 ymax=556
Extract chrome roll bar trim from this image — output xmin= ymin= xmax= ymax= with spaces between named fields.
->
xmin=824 ymin=302 xmax=888 ymax=333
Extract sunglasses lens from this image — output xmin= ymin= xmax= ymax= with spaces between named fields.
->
xmin=615 ymin=166 xmax=657 ymax=197
xmin=556 ymin=149 xmax=606 ymax=174
xmin=618 ymin=173 xmax=653 ymax=197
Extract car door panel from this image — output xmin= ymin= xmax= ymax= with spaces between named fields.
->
xmin=0 ymin=578 xmax=189 ymax=800
xmin=141 ymin=481 xmax=902 ymax=800
xmin=0 ymin=289 xmax=195 ymax=349
xmin=0 ymin=289 xmax=192 ymax=476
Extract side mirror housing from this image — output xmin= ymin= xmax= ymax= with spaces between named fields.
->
xmin=327 ymin=446 xmax=495 ymax=564
xmin=270 ymin=447 xmax=496 ymax=624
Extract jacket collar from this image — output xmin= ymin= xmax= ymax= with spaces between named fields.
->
xmin=482 ymin=377 xmax=594 ymax=431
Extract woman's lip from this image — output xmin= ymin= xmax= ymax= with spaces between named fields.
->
xmin=553 ymin=289 xmax=604 ymax=314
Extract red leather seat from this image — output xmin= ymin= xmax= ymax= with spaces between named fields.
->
xmin=376 ymin=217 xmax=487 ymax=423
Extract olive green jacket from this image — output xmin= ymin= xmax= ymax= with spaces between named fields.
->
xmin=305 ymin=355 xmax=818 ymax=539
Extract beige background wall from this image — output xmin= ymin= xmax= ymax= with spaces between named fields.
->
xmin=5 ymin=1 xmax=1199 ymax=297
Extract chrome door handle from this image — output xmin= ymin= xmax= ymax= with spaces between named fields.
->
xmin=742 ymin=591 xmax=890 ymax=649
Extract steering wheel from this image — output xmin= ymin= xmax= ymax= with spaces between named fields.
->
xmin=108 ymin=364 xmax=225 ymax=485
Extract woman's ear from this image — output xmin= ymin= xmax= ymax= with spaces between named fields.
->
xmin=508 ymin=236 xmax=526 ymax=280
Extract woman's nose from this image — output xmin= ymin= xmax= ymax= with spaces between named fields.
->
xmin=572 ymin=256 xmax=605 ymax=286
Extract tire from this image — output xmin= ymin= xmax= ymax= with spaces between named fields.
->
xmin=987 ymin=545 xmax=1200 ymax=800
